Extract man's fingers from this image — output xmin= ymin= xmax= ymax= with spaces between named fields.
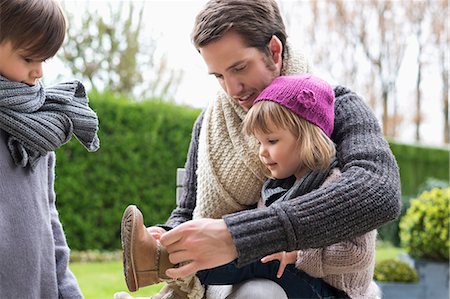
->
xmin=160 ymin=229 xmax=179 ymax=247
xmin=166 ymin=249 xmax=192 ymax=265
xmin=166 ymin=262 xmax=198 ymax=278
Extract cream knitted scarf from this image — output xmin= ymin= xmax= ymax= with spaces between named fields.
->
xmin=194 ymin=44 xmax=310 ymax=219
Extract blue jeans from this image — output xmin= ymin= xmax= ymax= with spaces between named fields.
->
xmin=197 ymin=260 xmax=349 ymax=299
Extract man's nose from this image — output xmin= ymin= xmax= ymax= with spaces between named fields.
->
xmin=224 ymin=76 xmax=243 ymax=97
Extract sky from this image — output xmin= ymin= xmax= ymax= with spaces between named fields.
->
xmin=45 ymin=0 xmax=448 ymax=147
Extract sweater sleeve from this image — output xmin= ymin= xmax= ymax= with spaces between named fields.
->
xmin=223 ymin=87 xmax=401 ymax=267
xmin=164 ymin=111 xmax=204 ymax=229
xmin=295 ymin=230 xmax=377 ymax=277
xmin=48 ymin=153 xmax=83 ymax=298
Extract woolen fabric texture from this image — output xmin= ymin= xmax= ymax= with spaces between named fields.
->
xmin=0 ymin=75 xmax=99 ymax=169
xmin=0 ymin=130 xmax=83 ymax=298
xmin=254 ymin=74 xmax=335 ymax=137
xmin=164 ymin=48 xmax=401 ymax=269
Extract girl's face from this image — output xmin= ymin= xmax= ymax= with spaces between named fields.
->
xmin=255 ymin=124 xmax=305 ymax=180
xmin=0 ymin=41 xmax=43 ymax=86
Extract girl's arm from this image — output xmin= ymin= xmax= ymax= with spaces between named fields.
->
xmin=295 ymin=230 xmax=377 ymax=277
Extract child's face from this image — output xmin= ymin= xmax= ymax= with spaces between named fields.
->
xmin=0 ymin=41 xmax=43 ymax=86
xmin=255 ymin=124 xmax=305 ymax=180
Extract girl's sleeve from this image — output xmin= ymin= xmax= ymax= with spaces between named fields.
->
xmin=163 ymin=111 xmax=205 ymax=229
xmin=48 ymin=153 xmax=84 ymax=298
xmin=295 ymin=231 xmax=377 ymax=277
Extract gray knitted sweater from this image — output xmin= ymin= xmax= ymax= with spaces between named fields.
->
xmin=165 ymin=86 xmax=401 ymax=267
xmin=0 ymin=129 xmax=83 ymax=298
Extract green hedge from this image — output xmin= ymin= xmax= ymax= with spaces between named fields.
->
xmin=55 ymin=92 xmax=200 ymax=250
xmin=377 ymin=142 xmax=449 ymax=246
xmin=389 ymin=142 xmax=449 ymax=197
xmin=54 ymin=93 xmax=449 ymax=250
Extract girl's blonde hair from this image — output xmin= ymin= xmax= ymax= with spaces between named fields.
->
xmin=242 ymin=101 xmax=336 ymax=174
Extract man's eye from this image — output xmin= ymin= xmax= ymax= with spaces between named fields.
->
xmin=268 ymin=140 xmax=278 ymax=144
xmin=213 ymin=74 xmax=223 ymax=80
xmin=233 ymin=65 xmax=246 ymax=72
xmin=24 ymin=57 xmax=33 ymax=63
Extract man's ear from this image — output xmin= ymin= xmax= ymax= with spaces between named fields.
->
xmin=268 ymin=35 xmax=283 ymax=66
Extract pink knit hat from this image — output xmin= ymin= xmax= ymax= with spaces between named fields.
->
xmin=254 ymin=74 xmax=335 ymax=137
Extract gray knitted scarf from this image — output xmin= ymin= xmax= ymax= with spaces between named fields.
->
xmin=0 ymin=75 xmax=99 ymax=169
xmin=262 ymin=158 xmax=339 ymax=207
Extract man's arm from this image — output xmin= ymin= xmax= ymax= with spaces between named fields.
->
xmin=223 ymin=86 xmax=401 ymax=267
xmin=162 ymin=111 xmax=205 ymax=229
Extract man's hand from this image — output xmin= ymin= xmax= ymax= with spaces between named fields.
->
xmin=159 ymin=218 xmax=238 ymax=278
xmin=261 ymin=251 xmax=297 ymax=278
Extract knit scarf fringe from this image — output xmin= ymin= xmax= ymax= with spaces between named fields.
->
xmin=0 ymin=76 xmax=99 ymax=169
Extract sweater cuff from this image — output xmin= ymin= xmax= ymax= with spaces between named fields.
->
xmin=223 ymin=206 xmax=294 ymax=267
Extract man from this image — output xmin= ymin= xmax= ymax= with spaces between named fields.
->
xmin=121 ymin=0 xmax=401 ymax=298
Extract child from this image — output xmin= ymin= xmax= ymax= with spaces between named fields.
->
xmin=119 ymin=74 xmax=379 ymax=299
xmin=0 ymin=0 xmax=99 ymax=298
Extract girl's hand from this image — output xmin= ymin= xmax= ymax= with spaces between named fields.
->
xmin=261 ymin=251 xmax=298 ymax=278
xmin=146 ymin=226 xmax=167 ymax=240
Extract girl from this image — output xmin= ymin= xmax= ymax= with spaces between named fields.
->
xmin=196 ymin=74 xmax=380 ymax=299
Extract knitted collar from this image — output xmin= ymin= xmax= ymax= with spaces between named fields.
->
xmin=262 ymin=158 xmax=339 ymax=206
xmin=194 ymin=43 xmax=310 ymax=219
xmin=0 ymin=76 xmax=99 ymax=169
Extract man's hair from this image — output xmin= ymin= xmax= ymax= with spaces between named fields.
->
xmin=0 ymin=0 xmax=66 ymax=60
xmin=191 ymin=0 xmax=287 ymax=58
xmin=242 ymin=101 xmax=336 ymax=175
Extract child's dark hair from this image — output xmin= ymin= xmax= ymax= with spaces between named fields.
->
xmin=0 ymin=0 xmax=66 ymax=60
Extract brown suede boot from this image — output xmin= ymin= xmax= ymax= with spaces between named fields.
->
xmin=121 ymin=205 xmax=175 ymax=292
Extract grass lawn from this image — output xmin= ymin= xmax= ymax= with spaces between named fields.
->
xmin=71 ymin=245 xmax=406 ymax=299
xmin=70 ymin=261 xmax=163 ymax=299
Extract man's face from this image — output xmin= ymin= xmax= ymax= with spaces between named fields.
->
xmin=0 ymin=40 xmax=43 ymax=86
xmin=199 ymin=31 xmax=282 ymax=111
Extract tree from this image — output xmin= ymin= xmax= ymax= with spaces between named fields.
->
xmin=59 ymin=1 xmax=182 ymax=100
xmin=429 ymin=0 xmax=449 ymax=143
xmin=406 ymin=1 xmax=428 ymax=142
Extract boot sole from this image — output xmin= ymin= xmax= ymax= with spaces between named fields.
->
xmin=121 ymin=205 xmax=139 ymax=292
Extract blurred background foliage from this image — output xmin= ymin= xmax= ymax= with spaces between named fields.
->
xmin=60 ymin=2 xmax=182 ymax=100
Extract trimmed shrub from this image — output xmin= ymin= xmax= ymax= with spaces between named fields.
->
xmin=399 ymin=187 xmax=450 ymax=261
xmin=374 ymin=259 xmax=419 ymax=283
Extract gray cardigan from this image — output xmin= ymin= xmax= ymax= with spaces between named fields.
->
xmin=165 ymin=86 xmax=401 ymax=267
xmin=0 ymin=129 xmax=83 ymax=298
